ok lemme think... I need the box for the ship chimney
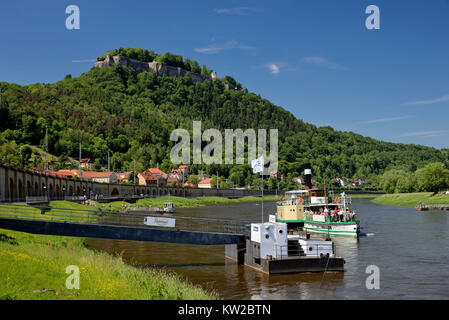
[304,164,312,190]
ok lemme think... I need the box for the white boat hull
[303,221,359,237]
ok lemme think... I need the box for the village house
[167,175,181,187]
[334,178,350,187]
[80,171,118,184]
[352,178,365,187]
[170,169,184,180]
[117,172,132,184]
[198,178,213,189]
[80,158,95,170]
[178,165,189,177]
[145,168,167,179]
[138,171,167,187]
[184,181,195,188]
[270,170,283,180]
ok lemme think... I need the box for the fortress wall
[94,55,212,84]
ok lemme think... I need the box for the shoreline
[371,192,449,207]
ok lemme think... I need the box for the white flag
[251,156,264,174]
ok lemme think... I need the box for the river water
[87,199,449,299]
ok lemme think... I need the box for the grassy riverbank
[372,192,449,207]
[346,194,382,199]
[135,195,279,209]
[0,228,215,300]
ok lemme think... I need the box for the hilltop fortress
[94,55,214,84]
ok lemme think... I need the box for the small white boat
[163,201,175,213]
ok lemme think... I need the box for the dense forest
[1,48,448,190]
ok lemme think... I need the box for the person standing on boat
[349,210,356,221]
[332,209,338,222]
[338,209,344,222]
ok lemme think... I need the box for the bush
[416,162,449,193]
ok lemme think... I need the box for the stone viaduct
[0,164,271,202]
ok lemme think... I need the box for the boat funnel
[304,164,313,190]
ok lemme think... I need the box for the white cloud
[302,56,346,70]
[214,7,262,15]
[359,115,414,124]
[195,40,256,54]
[72,59,95,63]
[401,94,449,106]
[394,130,449,138]
[268,64,280,75]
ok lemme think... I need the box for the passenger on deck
[338,209,344,222]
[349,210,356,221]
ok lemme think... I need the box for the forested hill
[0,48,448,188]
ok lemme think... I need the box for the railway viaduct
[0,163,270,202]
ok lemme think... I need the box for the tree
[380,169,416,194]
[188,174,199,186]
[229,166,245,187]
[18,145,33,168]
[210,175,217,188]
[415,162,449,193]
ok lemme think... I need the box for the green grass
[135,195,279,209]
[0,228,216,300]
[372,192,449,207]
[0,202,103,224]
[345,194,380,199]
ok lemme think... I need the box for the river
[86,199,449,299]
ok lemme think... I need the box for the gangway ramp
[0,204,249,245]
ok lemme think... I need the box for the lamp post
[62,186,66,200]
[43,185,47,200]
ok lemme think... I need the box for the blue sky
[1,0,449,148]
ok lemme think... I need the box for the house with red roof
[138,172,167,186]
[117,172,132,184]
[184,181,195,188]
[198,178,213,189]
[80,158,95,170]
[145,168,167,178]
[80,171,117,184]
[167,176,181,187]
[178,165,189,176]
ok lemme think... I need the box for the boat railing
[329,196,352,205]
[273,242,335,259]
[305,213,331,223]
[277,199,311,206]
[304,213,357,223]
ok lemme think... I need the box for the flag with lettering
[251,156,264,174]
